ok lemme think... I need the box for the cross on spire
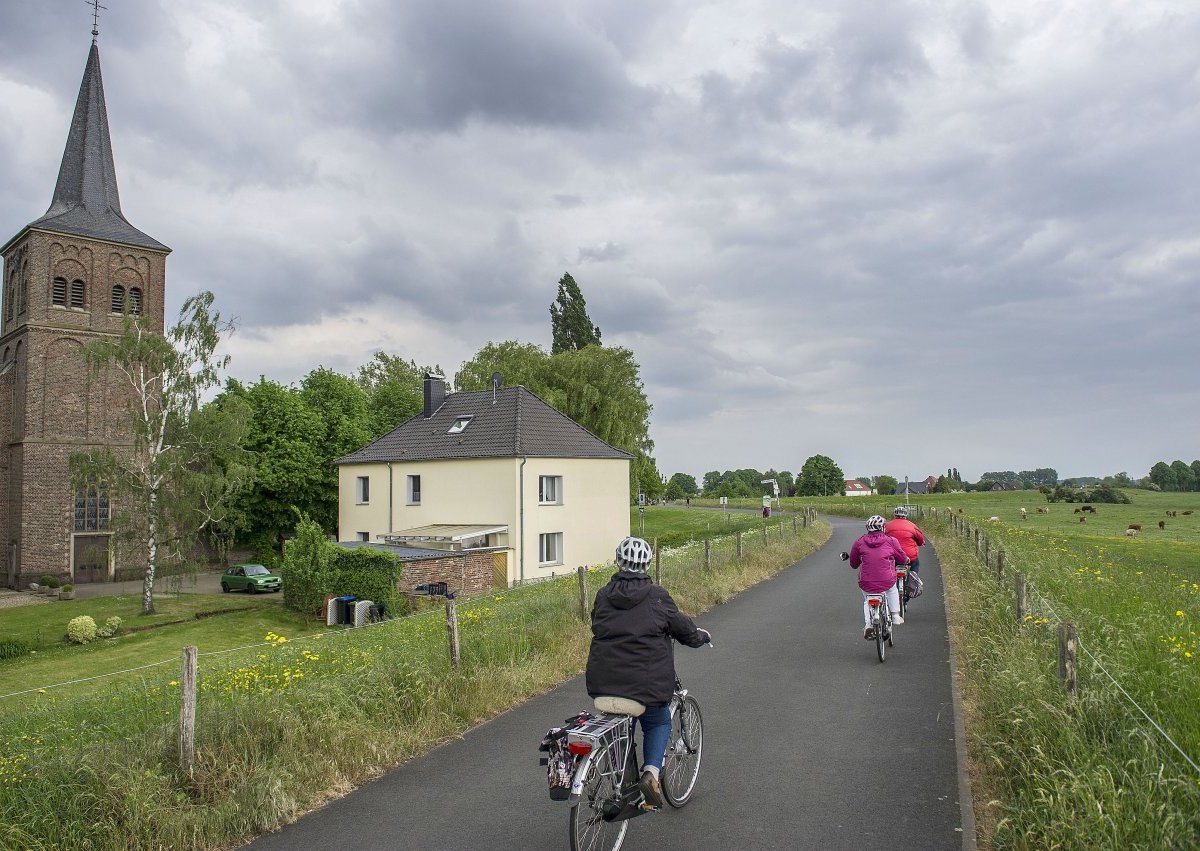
[86,0,108,44]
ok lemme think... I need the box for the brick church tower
[0,39,169,588]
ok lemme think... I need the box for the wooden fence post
[974,528,980,554]
[792,515,798,534]
[1057,622,1078,699]
[179,645,197,778]
[654,538,661,584]
[704,537,711,570]
[735,531,742,560]
[446,598,461,669]
[576,566,589,620]
[984,537,991,566]
[1015,572,1027,622]
[761,524,768,546]
[996,549,1005,583]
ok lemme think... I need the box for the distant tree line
[1146,460,1200,492]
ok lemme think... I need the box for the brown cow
[1184,511,1194,516]
[1079,516,1086,523]
[1159,520,1166,530]
[1128,524,1142,531]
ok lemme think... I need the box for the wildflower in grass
[169,680,178,687]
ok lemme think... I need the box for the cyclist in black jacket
[586,536,711,808]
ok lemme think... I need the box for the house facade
[0,41,168,588]
[337,376,631,587]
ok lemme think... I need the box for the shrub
[97,616,123,638]
[66,615,98,644]
[39,574,58,588]
[0,638,32,661]
[45,576,61,589]
[61,584,73,593]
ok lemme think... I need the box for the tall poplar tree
[549,272,602,354]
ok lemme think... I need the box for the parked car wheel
[221,582,230,593]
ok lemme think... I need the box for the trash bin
[336,595,357,624]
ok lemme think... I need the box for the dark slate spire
[27,44,168,252]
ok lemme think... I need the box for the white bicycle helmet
[615,536,653,572]
[866,515,887,532]
[894,506,908,518]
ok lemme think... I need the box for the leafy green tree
[454,341,550,395]
[299,367,375,532]
[777,471,795,497]
[1171,460,1196,493]
[549,272,602,354]
[664,480,686,501]
[1103,472,1134,488]
[856,476,874,488]
[71,292,251,615]
[668,473,699,495]
[1191,461,1200,492]
[874,475,898,496]
[223,377,326,555]
[1149,461,1177,492]
[796,455,845,497]
[357,352,441,438]
[702,471,722,495]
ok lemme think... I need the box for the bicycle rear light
[568,741,593,756]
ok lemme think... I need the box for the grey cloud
[577,242,626,263]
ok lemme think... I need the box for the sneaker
[892,614,904,625]
[639,770,664,809]
[863,626,876,640]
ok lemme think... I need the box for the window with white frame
[539,532,563,565]
[447,415,473,434]
[357,532,370,542]
[407,474,421,504]
[356,475,370,504]
[539,475,562,505]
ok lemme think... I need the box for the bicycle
[565,678,704,851]
[895,565,909,619]
[865,592,894,663]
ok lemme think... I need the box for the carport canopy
[380,524,508,546]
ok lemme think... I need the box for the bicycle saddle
[593,696,646,716]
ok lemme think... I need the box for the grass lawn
[632,504,778,548]
[0,593,311,701]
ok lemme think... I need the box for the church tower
[0,39,169,588]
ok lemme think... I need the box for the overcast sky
[2,0,1197,483]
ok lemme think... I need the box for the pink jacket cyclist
[849,524,910,593]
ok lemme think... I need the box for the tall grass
[0,520,829,851]
[820,496,1200,849]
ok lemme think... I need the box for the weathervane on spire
[86,0,108,44]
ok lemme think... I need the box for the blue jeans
[908,557,920,574]
[637,703,672,771]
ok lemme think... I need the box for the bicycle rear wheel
[662,696,703,807]
[898,577,907,618]
[569,744,629,851]
[875,612,886,663]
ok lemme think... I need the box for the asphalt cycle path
[243,515,973,851]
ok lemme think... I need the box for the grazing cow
[1125,528,1138,537]
[1074,508,1082,514]
[1159,520,1166,530]
[1167,511,1177,517]
[1184,511,1194,516]
[988,516,1000,522]
[1079,516,1086,523]
[1128,524,1142,531]
[1081,505,1096,513]
[1037,507,1047,514]
[1020,507,1028,519]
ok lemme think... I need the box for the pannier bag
[905,571,924,600]
[539,712,591,800]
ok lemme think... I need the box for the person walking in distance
[585,536,711,809]
[847,515,910,639]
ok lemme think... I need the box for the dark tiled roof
[336,385,632,464]
[24,44,168,253]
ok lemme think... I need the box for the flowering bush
[97,616,123,638]
[66,616,98,644]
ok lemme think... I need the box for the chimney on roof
[423,374,446,418]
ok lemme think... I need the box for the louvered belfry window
[52,277,68,306]
[129,287,142,316]
[111,285,125,313]
[69,279,84,309]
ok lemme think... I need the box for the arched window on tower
[52,277,68,307]
[129,287,142,316]
[17,260,27,315]
[69,279,85,309]
[111,285,125,314]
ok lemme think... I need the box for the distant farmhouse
[895,476,938,496]
[843,479,872,497]
[336,375,631,592]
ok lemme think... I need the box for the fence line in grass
[929,507,1200,784]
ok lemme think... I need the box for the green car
[221,564,282,594]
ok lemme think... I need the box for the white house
[336,376,632,586]
[844,479,872,497]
